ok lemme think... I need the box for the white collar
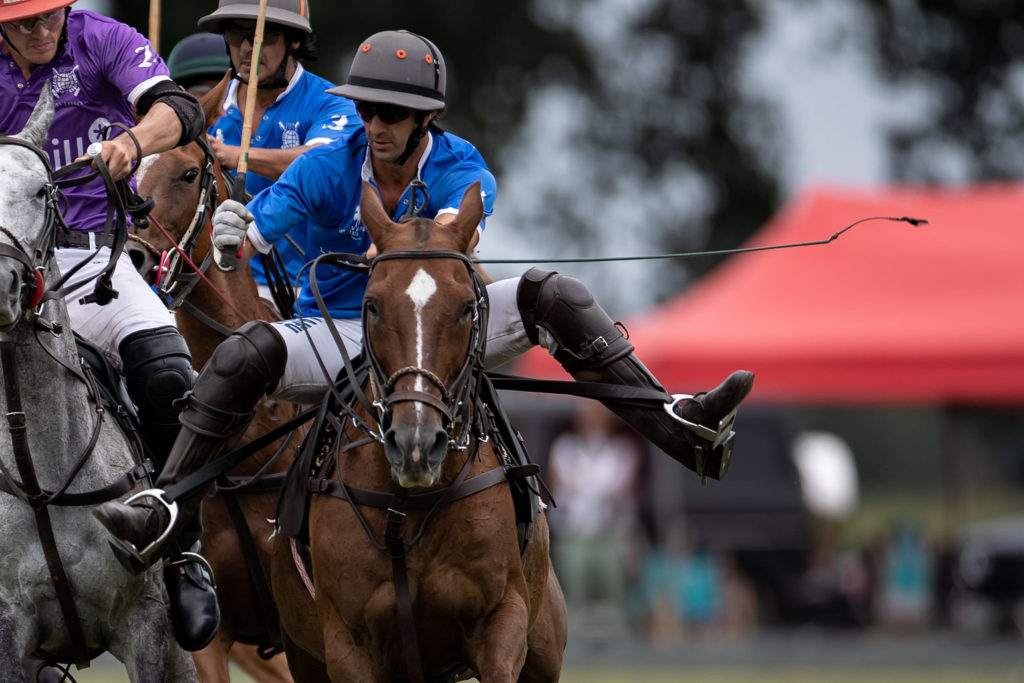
[360,130,435,185]
[222,62,305,115]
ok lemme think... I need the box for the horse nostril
[430,430,448,461]
[8,270,21,308]
[384,429,399,453]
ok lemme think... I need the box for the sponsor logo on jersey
[45,116,111,168]
[279,121,301,148]
[50,65,81,99]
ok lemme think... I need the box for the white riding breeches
[269,276,556,404]
[56,246,177,373]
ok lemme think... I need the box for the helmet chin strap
[229,47,292,90]
[395,112,429,166]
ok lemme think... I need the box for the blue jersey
[248,127,497,319]
[210,64,359,293]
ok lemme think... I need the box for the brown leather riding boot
[517,268,755,481]
[94,321,287,572]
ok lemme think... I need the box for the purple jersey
[0,10,171,232]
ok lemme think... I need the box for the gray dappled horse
[0,87,196,681]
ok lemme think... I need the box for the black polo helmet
[328,30,445,111]
[197,0,312,34]
[167,32,231,83]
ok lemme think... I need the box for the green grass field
[66,660,1024,683]
[559,669,1023,683]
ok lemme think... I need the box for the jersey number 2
[135,45,156,68]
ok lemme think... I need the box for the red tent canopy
[515,184,1024,405]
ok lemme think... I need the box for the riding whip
[215,0,270,272]
[473,215,928,265]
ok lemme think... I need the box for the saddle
[73,333,147,465]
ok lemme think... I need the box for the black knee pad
[119,326,194,425]
[182,321,288,436]
[516,267,634,371]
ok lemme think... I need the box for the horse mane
[363,181,483,255]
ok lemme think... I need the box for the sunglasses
[354,101,414,125]
[223,26,285,48]
[1,8,63,34]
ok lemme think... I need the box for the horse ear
[16,84,54,149]
[200,73,231,129]
[447,181,484,250]
[360,180,395,247]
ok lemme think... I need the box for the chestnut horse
[270,181,567,682]
[136,76,295,683]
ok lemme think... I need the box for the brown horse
[270,181,567,682]
[136,76,295,683]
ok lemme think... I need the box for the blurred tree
[114,0,782,304]
[865,0,1024,182]
[111,0,590,171]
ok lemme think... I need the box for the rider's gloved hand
[211,199,253,254]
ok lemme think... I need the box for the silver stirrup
[663,394,737,448]
[166,548,218,589]
[664,394,738,483]
[106,488,179,574]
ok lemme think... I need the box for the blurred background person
[548,400,645,642]
[166,31,230,95]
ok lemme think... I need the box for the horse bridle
[0,136,63,320]
[151,135,220,309]
[0,131,145,322]
[301,248,490,450]
[361,249,490,450]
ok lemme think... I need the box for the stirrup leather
[106,488,179,574]
[664,394,738,483]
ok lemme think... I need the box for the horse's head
[360,180,486,488]
[134,75,229,284]
[0,87,55,331]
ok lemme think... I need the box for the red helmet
[0,0,76,24]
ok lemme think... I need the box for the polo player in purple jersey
[0,0,219,652]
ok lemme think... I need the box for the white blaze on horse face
[406,268,437,373]
[405,267,437,462]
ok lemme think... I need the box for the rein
[0,133,157,670]
[151,136,220,309]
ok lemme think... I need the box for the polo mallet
[214,0,270,272]
[148,0,161,53]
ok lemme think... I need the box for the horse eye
[182,168,200,183]
[364,299,379,319]
[461,302,475,320]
